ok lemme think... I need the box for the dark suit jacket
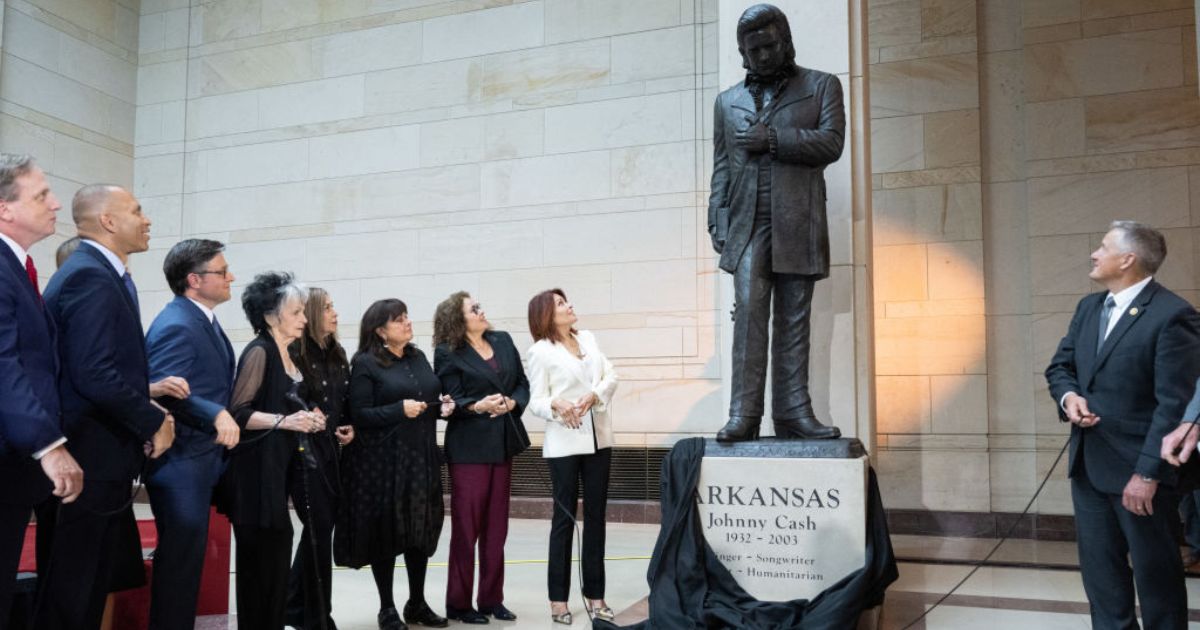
[145,295,235,488]
[708,64,845,278]
[0,246,62,506]
[434,330,531,464]
[1045,280,1200,493]
[44,243,165,482]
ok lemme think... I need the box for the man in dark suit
[1045,220,1200,629]
[144,238,240,630]
[709,4,843,442]
[0,154,83,625]
[36,183,176,629]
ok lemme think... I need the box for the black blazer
[0,246,62,506]
[434,330,531,464]
[1045,280,1200,492]
[44,243,164,482]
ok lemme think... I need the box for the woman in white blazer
[525,288,618,625]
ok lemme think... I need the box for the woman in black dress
[286,287,356,629]
[433,291,530,623]
[335,298,453,630]
[220,272,327,629]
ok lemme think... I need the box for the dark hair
[0,153,36,202]
[433,291,476,350]
[528,288,575,344]
[1110,220,1167,274]
[241,271,307,336]
[296,287,348,395]
[356,298,413,367]
[736,4,796,67]
[55,236,80,269]
[163,238,225,296]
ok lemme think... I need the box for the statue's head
[736,4,795,76]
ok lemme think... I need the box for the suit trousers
[233,524,293,630]
[146,482,216,630]
[33,480,142,630]
[286,453,338,629]
[0,503,32,626]
[446,462,513,610]
[1072,466,1186,630]
[730,208,817,421]
[546,448,611,602]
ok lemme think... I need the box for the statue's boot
[774,414,841,440]
[716,416,761,442]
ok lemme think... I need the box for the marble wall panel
[1,54,123,138]
[545,93,683,154]
[875,314,987,376]
[542,208,683,265]
[481,150,611,208]
[472,265,613,320]
[7,8,136,103]
[138,7,188,54]
[135,101,186,145]
[875,449,991,511]
[309,125,421,179]
[868,0,922,49]
[873,183,983,245]
[926,239,985,300]
[483,109,545,160]
[986,314,1035,434]
[420,117,484,167]
[874,243,929,302]
[481,39,610,101]
[25,0,118,43]
[611,25,696,84]
[53,133,133,186]
[545,0,681,44]
[922,0,976,38]
[609,379,724,434]
[137,59,187,105]
[192,0,261,45]
[609,259,699,312]
[923,109,981,168]
[0,114,56,168]
[1026,99,1086,160]
[189,40,316,98]
[189,139,309,192]
[981,181,1030,316]
[1024,28,1184,102]
[612,141,697,197]
[186,91,260,139]
[365,58,480,115]
[1027,167,1191,236]
[979,50,1024,183]
[929,374,987,433]
[1029,234,1095,296]
[305,230,421,281]
[1085,87,1200,154]
[422,2,543,63]
[876,374,932,433]
[417,219,542,274]
[1022,0,1081,28]
[1081,0,1192,20]
[318,22,423,78]
[871,114,924,173]
[355,163,481,219]
[133,153,183,198]
[257,75,365,129]
[871,53,980,118]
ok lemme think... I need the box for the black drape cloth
[604,437,897,630]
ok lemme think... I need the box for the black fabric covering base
[602,437,898,630]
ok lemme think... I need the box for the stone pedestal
[698,437,868,602]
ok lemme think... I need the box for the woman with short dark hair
[525,288,618,624]
[433,292,530,623]
[336,299,453,630]
[218,271,327,629]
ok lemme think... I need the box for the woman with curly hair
[336,299,453,630]
[432,292,531,623]
[217,271,327,629]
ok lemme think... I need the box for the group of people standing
[0,151,621,630]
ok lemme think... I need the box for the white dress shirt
[81,238,127,276]
[1060,276,1154,411]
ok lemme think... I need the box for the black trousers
[546,448,611,602]
[730,209,818,421]
[33,480,142,630]
[286,453,338,629]
[233,524,293,630]
[0,503,33,627]
[1072,467,1186,630]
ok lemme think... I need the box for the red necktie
[25,255,41,300]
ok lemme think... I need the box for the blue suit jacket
[44,243,164,482]
[145,296,235,488]
[0,247,62,505]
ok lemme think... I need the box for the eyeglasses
[469,303,484,314]
[193,268,230,279]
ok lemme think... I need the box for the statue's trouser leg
[729,218,773,420]
[770,274,816,420]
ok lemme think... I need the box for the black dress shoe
[445,606,489,624]
[480,604,517,621]
[774,415,841,439]
[404,600,449,628]
[378,606,408,630]
[716,416,761,442]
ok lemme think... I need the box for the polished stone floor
[177,508,1200,629]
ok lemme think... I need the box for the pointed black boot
[716,416,761,442]
[774,415,840,439]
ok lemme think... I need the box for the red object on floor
[16,508,231,626]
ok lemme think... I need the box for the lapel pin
[1129,307,1139,316]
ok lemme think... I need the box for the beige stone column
[714,1,875,446]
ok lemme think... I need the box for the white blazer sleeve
[525,341,557,423]
[582,330,618,410]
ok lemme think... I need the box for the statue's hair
[736,4,796,67]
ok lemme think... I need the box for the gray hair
[1109,220,1167,274]
[0,153,37,202]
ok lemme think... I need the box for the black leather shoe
[480,604,517,621]
[716,416,761,442]
[378,606,408,630]
[445,606,489,624]
[404,601,449,628]
[774,415,840,439]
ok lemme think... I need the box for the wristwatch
[1138,474,1157,483]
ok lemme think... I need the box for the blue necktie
[1097,295,1116,354]
[122,272,140,314]
[213,316,231,363]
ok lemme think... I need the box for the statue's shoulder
[794,65,838,89]
[716,82,747,102]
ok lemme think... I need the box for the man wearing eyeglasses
[143,238,241,629]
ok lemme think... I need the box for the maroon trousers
[446,462,512,610]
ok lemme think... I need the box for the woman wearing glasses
[432,292,531,623]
